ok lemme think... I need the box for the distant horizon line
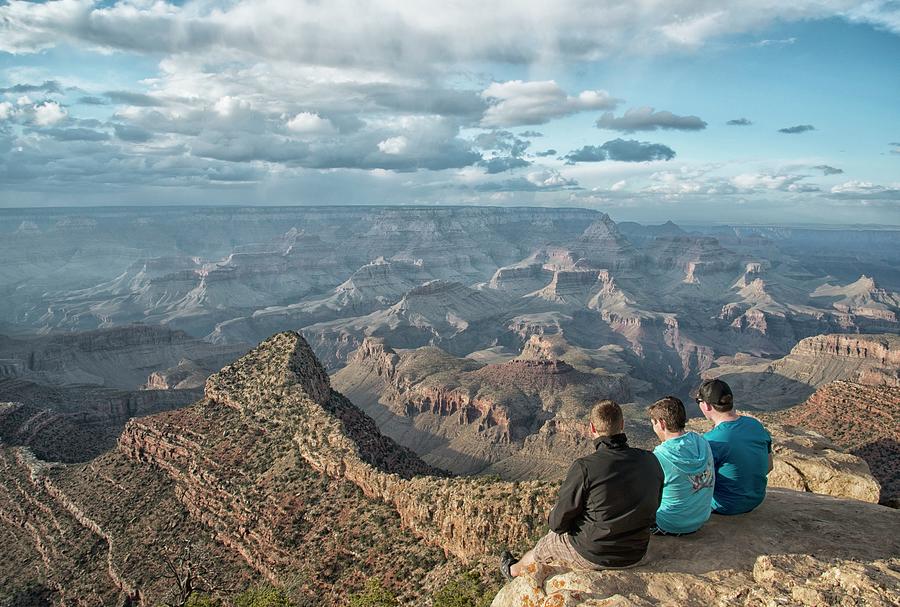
[1,203,898,230]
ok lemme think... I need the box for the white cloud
[286,112,336,135]
[213,96,251,117]
[33,101,66,125]
[481,80,619,127]
[525,168,576,188]
[610,179,627,191]
[0,102,14,120]
[377,135,408,154]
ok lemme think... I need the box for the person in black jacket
[501,400,664,579]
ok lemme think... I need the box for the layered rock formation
[705,333,900,410]
[332,337,631,478]
[0,325,247,390]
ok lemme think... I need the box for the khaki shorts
[531,531,647,572]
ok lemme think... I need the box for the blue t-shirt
[704,416,772,515]
[653,432,715,534]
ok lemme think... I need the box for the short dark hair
[648,396,686,431]
[698,379,734,412]
[590,399,624,436]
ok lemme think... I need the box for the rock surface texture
[491,489,900,607]
[775,380,900,506]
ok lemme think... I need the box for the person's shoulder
[740,415,771,435]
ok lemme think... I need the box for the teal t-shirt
[653,432,715,534]
[704,416,772,515]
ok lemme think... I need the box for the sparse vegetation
[233,585,296,607]
[432,572,496,607]
[346,579,399,607]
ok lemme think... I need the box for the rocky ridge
[1,331,894,606]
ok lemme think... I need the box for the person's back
[648,396,715,535]
[501,400,663,580]
[697,379,772,515]
[705,415,771,514]
[551,433,664,566]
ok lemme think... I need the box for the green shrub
[185,593,222,607]
[346,579,399,607]
[234,585,295,607]
[432,572,495,607]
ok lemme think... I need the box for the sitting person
[648,396,715,536]
[696,379,773,515]
[500,400,663,580]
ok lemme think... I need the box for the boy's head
[590,399,624,437]
[696,379,734,414]
[648,396,686,440]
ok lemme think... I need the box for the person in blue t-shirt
[696,379,773,515]
[648,396,715,535]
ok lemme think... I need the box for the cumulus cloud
[481,80,619,127]
[778,124,815,134]
[113,123,153,142]
[535,149,557,157]
[732,172,819,192]
[286,112,337,135]
[377,135,409,155]
[477,156,530,174]
[0,102,13,120]
[33,101,67,126]
[564,139,676,163]
[813,164,844,175]
[829,180,900,200]
[519,130,543,137]
[727,118,752,126]
[596,107,707,132]
[473,130,530,156]
[6,0,892,67]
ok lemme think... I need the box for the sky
[0,1,898,225]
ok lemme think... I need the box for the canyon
[1,331,896,605]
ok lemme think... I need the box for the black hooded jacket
[549,433,664,567]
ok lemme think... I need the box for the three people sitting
[501,379,772,579]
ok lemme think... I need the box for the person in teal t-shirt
[696,379,773,515]
[648,396,715,535]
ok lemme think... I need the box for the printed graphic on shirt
[690,467,714,492]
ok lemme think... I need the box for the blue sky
[0,1,898,225]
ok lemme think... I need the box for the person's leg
[509,547,537,577]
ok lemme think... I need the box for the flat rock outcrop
[491,489,900,607]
